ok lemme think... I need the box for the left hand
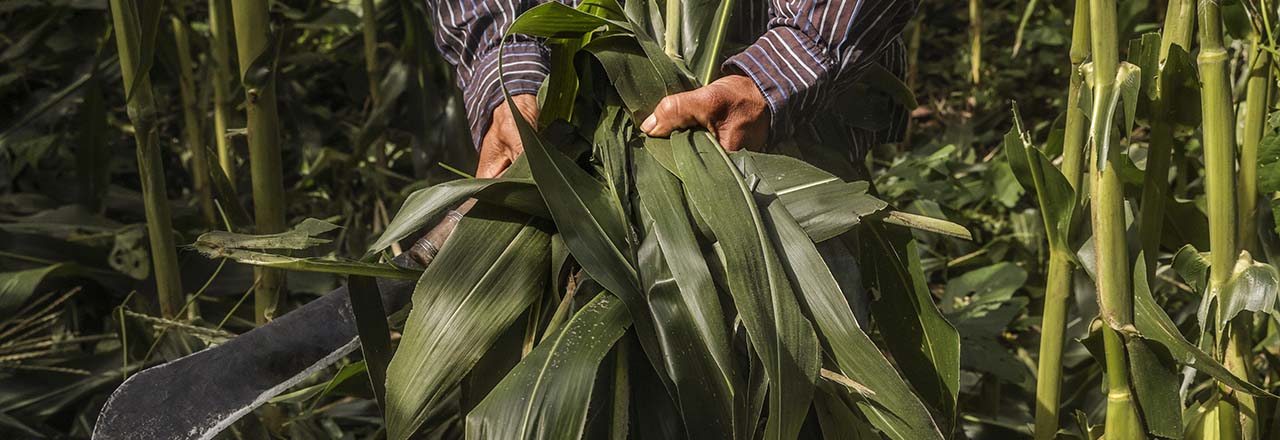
[640,75,770,152]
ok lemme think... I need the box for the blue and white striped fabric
[422,0,917,150]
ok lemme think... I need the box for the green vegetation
[7,0,1280,438]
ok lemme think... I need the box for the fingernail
[641,114,656,133]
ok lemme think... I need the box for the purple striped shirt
[422,0,917,148]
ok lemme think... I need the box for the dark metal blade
[93,202,475,440]
[92,258,415,440]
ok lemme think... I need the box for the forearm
[725,0,918,140]
[423,0,552,146]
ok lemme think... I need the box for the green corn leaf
[672,130,820,440]
[503,92,673,391]
[688,0,733,84]
[859,63,919,111]
[812,382,881,439]
[1125,338,1183,439]
[384,205,551,439]
[466,292,631,439]
[367,173,544,256]
[753,167,943,440]
[584,35,680,117]
[634,149,735,439]
[509,1,631,38]
[734,151,888,242]
[1172,245,1211,295]
[1005,104,1077,251]
[347,275,391,412]
[1162,45,1201,128]
[858,226,961,431]
[1132,257,1274,397]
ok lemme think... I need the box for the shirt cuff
[724,26,834,142]
[461,40,549,149]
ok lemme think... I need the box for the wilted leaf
[109,225,149,280]
[197,218,339,251]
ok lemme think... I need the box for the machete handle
[405,198,476,267]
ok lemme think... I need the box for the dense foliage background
[3,0,1276,438]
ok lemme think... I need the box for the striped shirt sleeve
[725,0,918,142]
[424,0,552,149]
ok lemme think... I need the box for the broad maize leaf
[635,149,734,439]
[383,205,551,439]
[672,130,820,440]
[734,151,887,243]
[508,1,631,39]
[504,91,673,392]
[1126,337,1182,439]
[858,226,960,432]
[1132,258,1274,397]
[466,292,630,439]
[754,168,943,440]
[368,173,543,256]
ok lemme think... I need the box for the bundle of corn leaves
[355,1,967,439]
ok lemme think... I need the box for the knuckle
[657,97,680,116]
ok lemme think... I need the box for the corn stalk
[1199,1,1257,437]
[209,0,237,182]
[1138,0,1195,277]
[1240,36,1272,255]
[171,14,216,226]
[1087,0,1142,437]
[230,0,287,323]
[362,0,388,207]
[107,0,186,317]
[1032,2,1089,438]
[969,0,982,85]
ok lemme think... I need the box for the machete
[92,208,467,440]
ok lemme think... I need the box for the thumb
[641,91,713,137]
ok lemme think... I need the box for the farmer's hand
[640,75,769,152]
[477,94,540,178]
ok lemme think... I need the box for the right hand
[476,94,540,178]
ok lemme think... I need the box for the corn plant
[341,1,975,438]
[170,12,216,227]
[230,0,288,323]
[207,0,238,182]
[106,0,185,317]
[1008,0,1280,438]
[1022,2,1089,438]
